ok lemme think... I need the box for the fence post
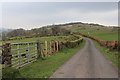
[54,41,56,53]
[45,41,48,56]
[58,41,60,51]
[51,41,54,55]
[49,41,52,55]
[17,44,21,68]
[36,40,41,58]
[2,43,12,67]
[27,43,30,63]
[56,41,58,52]
[59,41,62,50]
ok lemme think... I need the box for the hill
[3,22,119,41]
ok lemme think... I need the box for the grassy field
[6,40,85,78]
[68,26,118,41]
[94,41,119,70]
[2,35,78,44]
[1,25,119,78]
[1,35,80,53]
[2,35,79,55]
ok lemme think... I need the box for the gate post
[45,41,48,56]
[36,40,41,58]
[2,43,12,67]
[56,41,58,52]
[49,41,52,55]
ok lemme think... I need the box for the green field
[1,24,119,78]
[2,35,78,44]
[2,35,80,55]
[68,26,118,41]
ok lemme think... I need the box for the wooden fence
[1,36,83,69]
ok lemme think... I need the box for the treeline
[4,26,70,40]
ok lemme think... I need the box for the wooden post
[27,43,30,63]
[17,44,21,68]
[58,41,61,51]
[59,41,62,50]
[45,41,48,56]
[51,41,54,55]
[49,41,52,55]
[56,41,58,52]
[36,40,41,58]
[35,43,38,59]
[2,43,12,67]
[54,41,56,53]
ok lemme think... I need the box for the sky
[0,0,119,2]
[1,1,118,30]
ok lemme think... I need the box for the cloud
[0,3,2,28]
[54,8,118,25]
[2,2,118,29]
[0,0,119,2]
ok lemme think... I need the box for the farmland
[64,24,118,41]
[2,35,80,57]
[2,35,78,44]
[2,34,84,78]
[1,22,119,78]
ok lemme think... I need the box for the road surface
[50,38,118,78]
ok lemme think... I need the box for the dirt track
[50,38,118,78]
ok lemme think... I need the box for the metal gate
[11,41,38,68]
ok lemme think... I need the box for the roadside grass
[14,40,85,78]
[94,41,119,70]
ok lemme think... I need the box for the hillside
[62,22,118,41]
[4,22,119,41]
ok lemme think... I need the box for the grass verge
[94,41,119,70]
[16,40,85,78]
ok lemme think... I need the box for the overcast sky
[1,2,118,30]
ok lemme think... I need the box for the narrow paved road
[50,38,118,78]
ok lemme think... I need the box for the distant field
[1,35,79,56]
[67,26,118,41]
[3,35,78,45]
[2,35,78,44]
